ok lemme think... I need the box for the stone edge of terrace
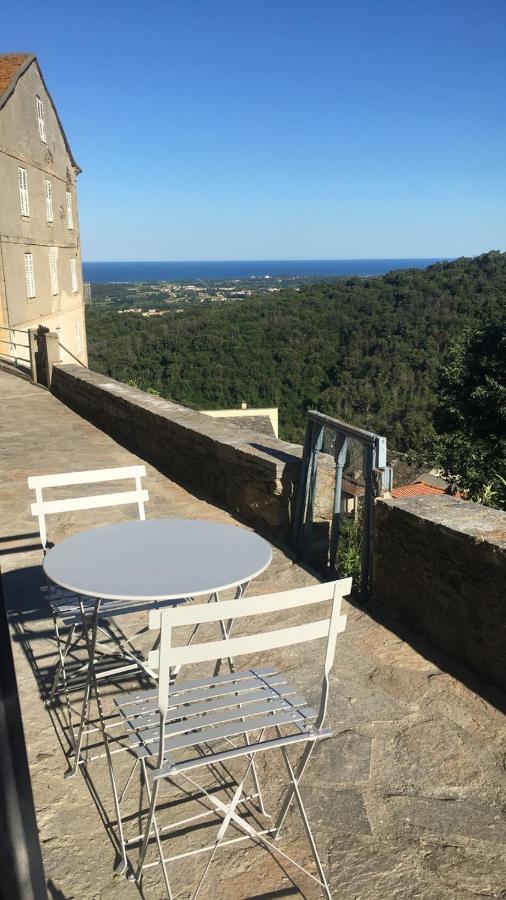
[51,364,303,535]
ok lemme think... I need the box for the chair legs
[130,740,332,899]
[277,743,332,900]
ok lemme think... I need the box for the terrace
[1,363,505,899]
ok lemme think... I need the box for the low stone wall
[51,365,303,537]
[372,495,506,691]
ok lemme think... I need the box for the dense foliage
[86,251,506,451]
[431,322,506,508]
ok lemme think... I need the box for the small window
[45,179,53,222]
[70,257,79,293]
[18,167,30,216]
[49,251,58,295]
[24,252,36,299]
[75,318,82,354]
[66,191,74,230]
[36,96,46,142]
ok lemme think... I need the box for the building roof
[0,53,32,99]
[206,414,276,437]
[392,482,448,498]
[392,477,460,499]
[0,52,80,172]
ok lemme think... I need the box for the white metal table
[43,517,272,603]
[43,518,272,778]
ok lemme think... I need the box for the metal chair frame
[28,466,151,750]
[111,578,350,898]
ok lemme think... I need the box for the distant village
[87,276,307,315]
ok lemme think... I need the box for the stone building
[0,53,87,364]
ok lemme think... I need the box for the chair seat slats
[136,705,317,759]
[118,667,318,770]
[114,666,278,709]
[117,671,289,721]
[154,727,332,779]
[48,591,188,624]
[136,694,311,747]
[127,682,306,736]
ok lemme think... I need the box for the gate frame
[293,410,392,601]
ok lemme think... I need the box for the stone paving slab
[1,371,505,900]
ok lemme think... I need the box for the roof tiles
[392,479,461,499]
[0,53,31,98]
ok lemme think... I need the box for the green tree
[433,322,506,508]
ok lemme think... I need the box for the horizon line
[83,255,453,264]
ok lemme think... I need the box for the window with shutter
[24,253,36,299]
[45,180,53,222]
[18,168,30,216]
[50,252,58,295]
[36,96,46,142]
[66,191,74,230]
[70,257,78,293]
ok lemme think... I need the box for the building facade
[0,53,87,364]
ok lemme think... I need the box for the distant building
[391,473,461,499]
[0,53,87,364]
[200,404,279,438]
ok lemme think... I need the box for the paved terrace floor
[1,369,505,900]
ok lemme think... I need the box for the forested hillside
[86,252,506,451]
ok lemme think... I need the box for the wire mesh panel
[293,411,392,600]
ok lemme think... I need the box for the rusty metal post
[28,328,38,383]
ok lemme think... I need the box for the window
[49,251,58,295]
[24,252,36,299]
[45,179,53,222]
[18,167,30,216]
[66,190,73,229]
[70,257,79,293]
[75,318,82,354]
[36,96,46,142]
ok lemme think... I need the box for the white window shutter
[18,168,30,216]
[70,257,78,293]
[45,180,53,222]
[24,253,36,299]
[36,96,46,142]
[50,251,58,295]
[66,191,74,229]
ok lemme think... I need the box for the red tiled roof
[392,482,447,498]
[392,479,461,499]
[0,53,32,98]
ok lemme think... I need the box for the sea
[82,258,446,284]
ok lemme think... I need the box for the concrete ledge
[372,495,506,690]
[51,364,302,537]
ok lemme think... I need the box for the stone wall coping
[53,364,303,472]
[377,494,506,551]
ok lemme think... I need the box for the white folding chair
[112,577,350,897]
[28,466,149,710]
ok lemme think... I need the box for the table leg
[65,597,100,777]
[213,580,250,677]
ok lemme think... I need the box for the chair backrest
[148,577,351,730]
[28,465,148,551]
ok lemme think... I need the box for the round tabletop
[42,518,272,602]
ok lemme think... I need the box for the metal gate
[293,411,392,600]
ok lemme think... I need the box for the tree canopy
[86,251,506,458]
[432,321,506,507]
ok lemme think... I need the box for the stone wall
[51,364,303,537]
[372,495,506,691]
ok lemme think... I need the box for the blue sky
[4,0,506,260]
